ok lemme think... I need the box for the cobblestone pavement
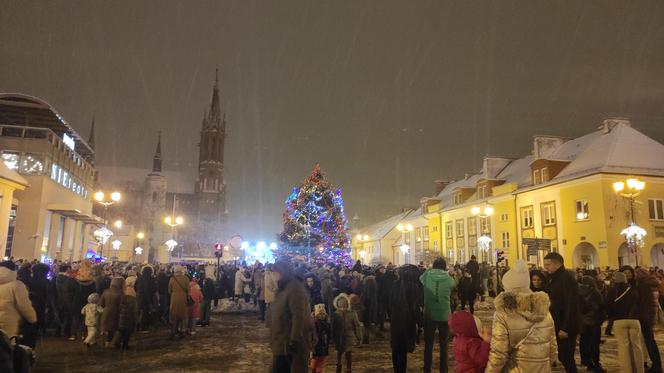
[35,303,664,373]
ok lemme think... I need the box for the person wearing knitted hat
[268,258,312,373]
[485,260,558,373]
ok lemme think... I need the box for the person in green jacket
[420,257,455,373]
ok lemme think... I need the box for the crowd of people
[0,252,663,373]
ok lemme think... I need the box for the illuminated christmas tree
[278,164,351,264]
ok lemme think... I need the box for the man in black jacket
[544,252,580,373]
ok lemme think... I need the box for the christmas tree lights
[278,164,351,264]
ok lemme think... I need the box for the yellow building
[422,118,664,269]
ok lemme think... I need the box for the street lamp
[471,205,494,263]
[355,234,370,262]
[135,231,145,261]
[92,190,122,260]
[613,177,646,265]
[397,223,414,264]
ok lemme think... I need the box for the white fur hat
[333,293,350,310]
[501,260,531,292]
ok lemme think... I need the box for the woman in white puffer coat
[485,261,558,373]
[0,262,37,338]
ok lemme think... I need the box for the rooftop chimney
[434,180,451,195]
[599,117,631,134]
[533,135,569,160]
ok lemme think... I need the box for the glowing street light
[113,220,123,229]
[165,239,178,252]
[164,216,184,227]
[400,244,410,254]
[93,226,113,245]
[137,231,145,240]
[613,177,647,266]
[111,239,122,251]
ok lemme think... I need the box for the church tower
[143,133,167,260]
[195,69,227,222]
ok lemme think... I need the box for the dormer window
[533,170,541,185]
[454,192,463,205]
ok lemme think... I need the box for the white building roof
[552,123,664,179]
[360,209,413,241]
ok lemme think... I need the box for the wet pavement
[34,303,664,373]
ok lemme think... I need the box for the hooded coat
[448,311,490,373]
[331,293,361,353]
[485,290,558,373]
[0,267,37,337]
[168,273,190,322]
[99,277,125,333]
[389,265,422,352]
[362,275,379,325]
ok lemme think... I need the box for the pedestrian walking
[605,272,644,373]
[310,303,330,373]
[81,293,103,347]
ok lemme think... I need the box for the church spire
[152,131,162,173]
[208,68,222,124]
[88,117,96,166]
[88,117,96,150]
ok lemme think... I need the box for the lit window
[455,220,464,237]
[433,240,439,252]
[501,232,510,248]
[467,217,477,236]
[649,199,664,220]
[541,202,556,226]
[415,227,422,242]
[480,216,491,233]
[423,226,429,241]
[575,200,589,220]
[51,164,59,180]
[541,168,549,182]
[521,206,534,228]
[445,221,453,239]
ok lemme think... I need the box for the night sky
[1,1,663,241]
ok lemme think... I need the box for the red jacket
[448,311,490,373]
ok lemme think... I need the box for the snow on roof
[0,161,27,187]
[360,209,414,241]
[96,166,195,194]
[553,123,664,179]
[494,155,534,187]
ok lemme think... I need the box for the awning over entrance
[47,204,103,225]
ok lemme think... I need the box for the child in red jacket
[448,310,491,373]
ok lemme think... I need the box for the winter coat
[168,274,190,322]
[448,311,489,373]
[420,268,455,322]
[388,268,422,352]
[268,277,312,357]
[81,303,103,327]
[0,267,37,337]
[348,293,363,322]
[201,279,215,301]
[264,270,277,304]
[362,275,379,325]
[118,294,138,331]
[635,274,660,327]
[485,290,558,373]
[305,274,323,310]
[578,284,605,327]
[156,272,170,306]
[331,294,361,353]
[604,283,637,321]
[312,318,331,357]
[254,270,265,301]
[234,270,251,296]
[136,267,156,311]
[546,266,580,336]
[55,273,76,310]
[99,277,124,333]
[188,283,203,319]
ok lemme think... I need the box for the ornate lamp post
[613,178,646,266]
[397,223,414,264]
[471,205,494,263]
[93,191,121,260]
[355,234,370,263]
